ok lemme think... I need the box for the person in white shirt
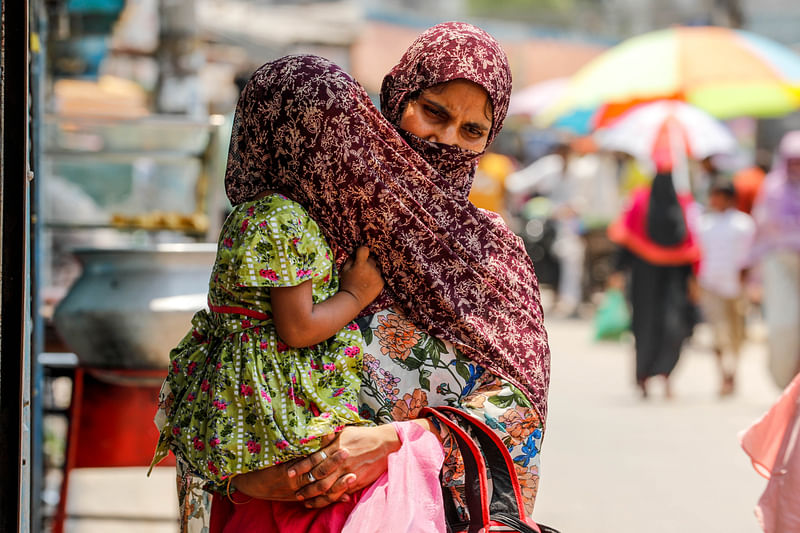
[506,144,583,316]
[505,143,571,215]
[505,143,620,317]
[697,181,755,396]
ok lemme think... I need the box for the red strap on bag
[420,407,560,533]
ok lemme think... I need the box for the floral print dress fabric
[151,194,369,491]
[358,308,543,519]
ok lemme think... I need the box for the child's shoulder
[237,193,311,223]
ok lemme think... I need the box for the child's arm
[271,246,384,348]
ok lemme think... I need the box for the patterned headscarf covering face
[380,22,513,201]
[224,54,550,423]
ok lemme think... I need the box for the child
[150,190,384,491]
[697,181,755,396]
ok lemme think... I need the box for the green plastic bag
[593,289,631,341]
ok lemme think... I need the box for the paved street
[533,314,780,533]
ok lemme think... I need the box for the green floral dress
[151,193,370,491]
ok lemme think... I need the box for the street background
[16,1,800,531]
[536,304,778,532]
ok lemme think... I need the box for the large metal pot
[53,243,216,369]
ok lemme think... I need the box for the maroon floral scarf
[224,53,550,422]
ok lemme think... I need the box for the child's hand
[339,246,384,308]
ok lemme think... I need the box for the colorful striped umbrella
[539,26,800,134]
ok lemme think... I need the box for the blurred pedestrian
[608,171,701,398]
[468,151,516,221]
[733,149,770,214]
[697,181,755,396]
[751,131,800,389]
[505,142,570,215]
[617,152,652,195]
[505,142,587,316]
[693,155,722,204]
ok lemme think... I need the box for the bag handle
[420,407,491,533]
[437,406,529,523]
[420,407,544,533]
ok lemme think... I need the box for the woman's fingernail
[340,495,350,502]
[296,494,304,501]
[287,469,296,478]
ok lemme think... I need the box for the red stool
[52,367,174,533]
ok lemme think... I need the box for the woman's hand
[339,246,384,307]
[233,420,435,508]
[290,424,401,508]
[232,434,351,500]
[292,419,436,508]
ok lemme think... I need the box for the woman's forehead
[421,79,492,122]
[425,78,488,96]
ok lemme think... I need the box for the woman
[751,131,800,389]
[608,171,700,398]
[172,23,549,531]
[354,21,545,518]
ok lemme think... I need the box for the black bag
[420,406,560,533]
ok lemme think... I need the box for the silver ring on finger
[318,451,327,461]
[307,472,316,483]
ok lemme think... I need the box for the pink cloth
[212,494,359,533]
[342,422,446,532]
[740,372,800,532]
[212,421,446,533]
[608,181,700,267]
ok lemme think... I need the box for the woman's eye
[424,105,446,119]
[464,126,484,138]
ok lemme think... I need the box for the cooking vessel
[53,243,216,369]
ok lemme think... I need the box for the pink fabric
[212,421,445,533]
[212,493,360,533]
[342,422,446,532]
[740,372,800,532]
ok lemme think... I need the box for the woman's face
[399,79,492,152]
